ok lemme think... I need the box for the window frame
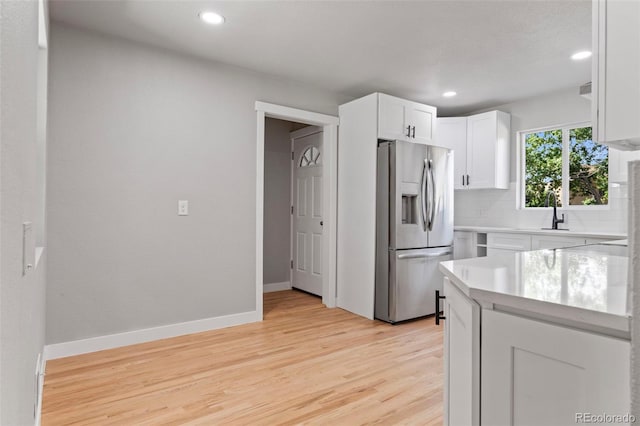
[517,121,609,210]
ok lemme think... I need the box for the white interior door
[292,130,323,296]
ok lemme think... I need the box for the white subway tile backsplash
[454,183,628,234]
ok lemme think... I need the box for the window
[299,146,320,167]
[521,124,608,208]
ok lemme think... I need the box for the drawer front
[531,235,586,250]
[486,247,518,256]
[487,233,531,251]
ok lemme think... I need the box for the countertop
[454,225,626,240]
[439,243,630,336]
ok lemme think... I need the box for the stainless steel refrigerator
[375,140,454,323]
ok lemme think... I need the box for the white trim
[255,101,339,312]
[264,281,292,293]
[34,354,45,426]
[43,310,260,360]
[256,110,265,319]
[38,0,48,49]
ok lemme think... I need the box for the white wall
[263,118,294,285]
[0,0,48,424]
[454,88,628,234]
[46,24,349,344]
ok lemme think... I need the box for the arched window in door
[299,146,321,167]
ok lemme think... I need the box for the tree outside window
[523,125,608,208]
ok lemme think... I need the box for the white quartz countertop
[454,225,626,240]
[439,244,630,335]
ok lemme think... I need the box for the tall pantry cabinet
[336,93,437,319]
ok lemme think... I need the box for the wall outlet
[178,200,189,216]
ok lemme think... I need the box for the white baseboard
[264,281,292,293]
[43,310,261,360]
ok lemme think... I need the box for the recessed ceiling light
[443,91,457,98]
[571,51,592,60]
[199,11,225,25]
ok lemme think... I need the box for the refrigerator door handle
[397,249,452,259]
[428,159,436,231]
[420,159,428,232]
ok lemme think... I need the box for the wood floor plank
[42,290,443,425]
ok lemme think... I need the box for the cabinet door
[407,102,436,145]
[443,278,480,426]
[466,111,510,189]
[437,117,468,189]
[466,112,497,189]
[530,235,586,250]
[593,0,640,145]
[482,310,630,426]
[486,247,518,256]
[378,94,411,142]
[453,231,475,260]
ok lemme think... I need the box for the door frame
[290,125,324,295]
[255,101,339,318]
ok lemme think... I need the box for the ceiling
[49,0,592,115]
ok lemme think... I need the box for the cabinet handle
[406,125,411,137]
[435,290,446,325]
[466,174,470,186]
[462,175,465,186]
[412,126,416,138]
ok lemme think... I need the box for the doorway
[255,102,338,319]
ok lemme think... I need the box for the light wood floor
[42,290,443,425]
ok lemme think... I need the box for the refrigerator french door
[375,140,454,323]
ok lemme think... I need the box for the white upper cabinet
[438,117,468,189]
[437,111,510,190]
[378,93,436,144]
[592,0,640,150]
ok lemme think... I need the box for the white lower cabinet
[443,278,480,426]
[453,231,476,260]
[482,310,630,426]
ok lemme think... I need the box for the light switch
[178,200,189,216]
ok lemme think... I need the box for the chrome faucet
[545,191,565,230]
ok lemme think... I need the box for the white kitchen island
[438,242,631,426]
